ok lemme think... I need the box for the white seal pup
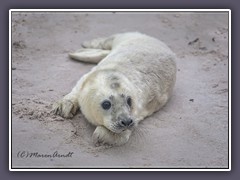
[53,32,176,146]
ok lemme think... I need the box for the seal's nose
[120,118,133,127]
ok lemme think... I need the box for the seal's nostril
[128,119,133,125]
[120,120,126,126]
[120,119,133,127]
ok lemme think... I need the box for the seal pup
[53,32,176,146]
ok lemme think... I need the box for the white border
[9,9,231,172]
[228,9,232,172]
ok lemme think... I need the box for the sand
[11,12,229,169]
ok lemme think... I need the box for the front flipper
[92,126,132,146]
[52,98,79,118]
[69,49,110,64]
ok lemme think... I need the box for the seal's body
[53,32,176,146]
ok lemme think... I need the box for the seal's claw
[92,126,106,146]
[52,99,78,118]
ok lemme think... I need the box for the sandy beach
[11,11,229,169]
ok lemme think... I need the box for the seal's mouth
[107,121,135,134]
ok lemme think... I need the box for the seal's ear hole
[101,100,111,110]
[127,97,132,107]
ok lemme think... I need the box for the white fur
[53,32,177,146]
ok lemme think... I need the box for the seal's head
[79,71,136,133]
[100,93,134,133]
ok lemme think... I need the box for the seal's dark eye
[127,97,132,107]
[101,100,111,110]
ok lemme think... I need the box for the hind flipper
[82,35,115,50]
[69,34,117,63]
[69,49,111,64]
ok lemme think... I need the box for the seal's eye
[127,97,132,107]
[101,100,111,110]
